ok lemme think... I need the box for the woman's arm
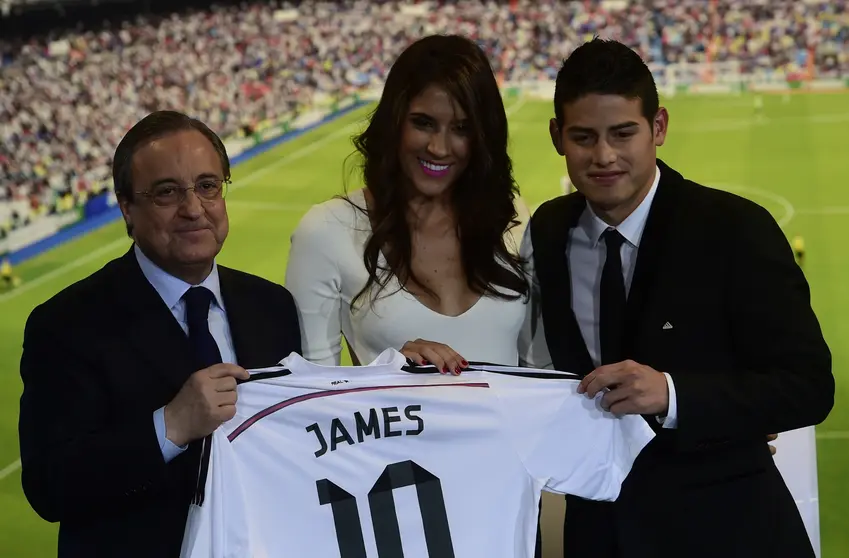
[285,204,345,366]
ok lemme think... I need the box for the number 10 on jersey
[316,460,456,557]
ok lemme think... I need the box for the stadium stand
[1,0,847,240]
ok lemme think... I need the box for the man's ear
[118,196,134,236]
[653,107,669,147]
[549,118,564,156]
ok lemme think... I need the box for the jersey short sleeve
[493,375,655,501]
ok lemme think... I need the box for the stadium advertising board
[1,210,81,254]
[223,137,256,160]
[82,190,118,220]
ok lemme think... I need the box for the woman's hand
[400,339,467,375]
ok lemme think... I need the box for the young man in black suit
[519,39,833,558]
[18,111,302,557]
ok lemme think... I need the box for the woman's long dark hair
[345,34,529,309]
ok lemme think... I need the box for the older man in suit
[520,39,833,558]
[18,110,301,557]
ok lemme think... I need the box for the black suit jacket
[528,160,833,558]
[18,247,301,558]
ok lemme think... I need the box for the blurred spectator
[1,0,847,236]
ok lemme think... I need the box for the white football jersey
[180,349,655,558]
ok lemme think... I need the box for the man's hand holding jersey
[578,360,669,416]
[164,364,249,447]
[579,359,780,454]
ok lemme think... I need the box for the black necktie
[600,229,627,365]
[183,286,223,369]
[183,286,222,506]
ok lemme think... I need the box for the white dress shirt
[284,189,528,367]
[134,244,237,462]
[519,166,678,428]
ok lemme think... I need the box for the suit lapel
[561,196,595,373]
[218,267,273,369]
[535,194,594,374]
[112,252,277,390]
[624,160,679,344]
[111,248,196,392]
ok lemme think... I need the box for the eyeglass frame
[134,177,231,207]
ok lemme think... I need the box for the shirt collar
[134,243,224,312]
[582,165,661,248]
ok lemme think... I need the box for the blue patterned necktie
[183,286,223,369]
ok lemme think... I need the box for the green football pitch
[0,93,847,556]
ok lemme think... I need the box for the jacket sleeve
[17,303,187,523]
[284,203,346,366]
[671,201,834,448]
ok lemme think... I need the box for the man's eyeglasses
[136,178,230,207]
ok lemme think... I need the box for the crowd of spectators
[1,0,847,240]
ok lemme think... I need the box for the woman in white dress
[284,34,531,373]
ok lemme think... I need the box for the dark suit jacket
[528,159,833,558]
[18,246,301,558]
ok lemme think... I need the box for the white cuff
[153,406,188,463]
[656,372,678,429]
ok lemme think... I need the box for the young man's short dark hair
[553,38,659,125]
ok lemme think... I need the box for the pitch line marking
[707,183,796,228]
[796,206,849,215]
[0,459,21,480]
[815,431,849,440]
